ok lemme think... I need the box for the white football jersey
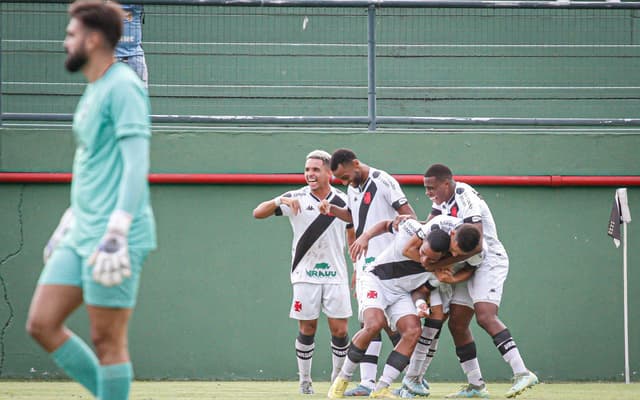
[348,168,409,267]
[430,181,506,257]
[277,186,350,285]
[367,219,435,293]
[417,214,484,268]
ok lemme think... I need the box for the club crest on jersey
[367,290,378,299]
[364,192,372,205]
[294,300,303,312]
[456,187,465,195]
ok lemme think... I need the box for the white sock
[295,334,314,383]
[331,336,349,382]
[461,359,484,386]
[359,339,381,388]
[376,351,410,390]
[420,336,440,376]
[493,329,528,375]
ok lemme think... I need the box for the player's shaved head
[424,164,453,182]
[330,148,357,172]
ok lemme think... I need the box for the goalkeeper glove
[89,210,132,287]
[43,208,74,264]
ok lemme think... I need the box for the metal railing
[3,0,640,130]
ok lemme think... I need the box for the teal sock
[99,362,133,400]
[51,334,99,396]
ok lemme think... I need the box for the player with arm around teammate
[319,148,417,397]
[423,164,538,398]
[26,2,156,399]
[327,217,453,399]
[401,219,483,397]
[253,150,354,395]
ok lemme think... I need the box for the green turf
[0,381,638,399]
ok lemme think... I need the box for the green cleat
[328,376,350,399]
[445,383,489,398]
[505,371,538,398]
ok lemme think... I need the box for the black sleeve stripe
[274,207,283,216]
[430,208,442,216]
[463,216,481,223]
[346,223,354,229]
[391,198,408,210]
[387,221,394,233]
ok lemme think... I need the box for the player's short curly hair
[68,0,124,50]
[426,228,451,254]
[455,223,481,253]
[424,164,453,181]
[330,148,357,172]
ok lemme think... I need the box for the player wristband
[415,299,427,309]
[273,197,282,207]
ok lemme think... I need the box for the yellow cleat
[328,376,350,399]
[369,386,399,399]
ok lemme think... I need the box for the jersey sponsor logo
[367,290,378,299]
[294,300,303,312]
[306,262,337,278]
[306,205,314,211]
[306,269,337,278]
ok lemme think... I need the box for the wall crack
[0,185,25,377]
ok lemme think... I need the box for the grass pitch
[1,380,638,399]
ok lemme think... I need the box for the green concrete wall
[3,4,640,118]
[2,0,640,383]
[1,127,639,381]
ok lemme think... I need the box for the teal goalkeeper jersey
[66,62,156,256]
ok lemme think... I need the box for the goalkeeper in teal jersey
[26,2,156,399]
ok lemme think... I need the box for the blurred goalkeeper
[26,1,156,399]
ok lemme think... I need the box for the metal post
[367,4,376,131]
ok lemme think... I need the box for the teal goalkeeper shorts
[38,245,149,308]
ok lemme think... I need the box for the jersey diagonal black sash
[355,181,378,238]
[372,260,425,280]
[291,194,347,273]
